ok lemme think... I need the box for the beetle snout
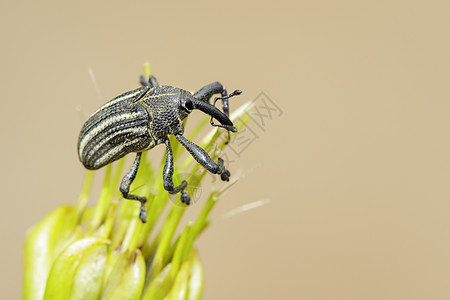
[191,99,237,131]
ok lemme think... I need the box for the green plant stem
[149,204,186,281]
[88,164,113,232]
[76,170,94,219]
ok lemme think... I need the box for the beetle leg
[134,74,161,103]
[139,75,159,88]
[175,134,230,181]
[120,152,147,223]
[133,75,159,104]
[148,75,159,88]
[163,138,190,204]
[139,75,148,87]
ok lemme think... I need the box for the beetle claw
[181,190,191,205]
[220,170,231,181]
[139,204,147,223]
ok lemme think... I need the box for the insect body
[78,75,241,222]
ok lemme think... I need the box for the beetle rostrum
[78,75,241,223]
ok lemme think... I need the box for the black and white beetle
[78,74,241,223]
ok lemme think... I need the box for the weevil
[78,74,241,223]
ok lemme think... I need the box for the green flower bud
[101,250,145,300]
[43,237,108,300]
[24,206,78,300]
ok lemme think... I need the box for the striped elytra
[78,88,153,170]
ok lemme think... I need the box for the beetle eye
[185,99,194,111]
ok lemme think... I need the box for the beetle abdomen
[78,89,153,170]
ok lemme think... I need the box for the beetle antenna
[212,89,242,108]
[210,89,242,131]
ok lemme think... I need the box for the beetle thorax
[140,86,186,140]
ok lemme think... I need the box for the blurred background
[2,0,450,299]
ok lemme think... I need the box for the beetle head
[177,89,237,132]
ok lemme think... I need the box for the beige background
[2,0,450,299]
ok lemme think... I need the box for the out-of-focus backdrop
[2,1,450,299]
